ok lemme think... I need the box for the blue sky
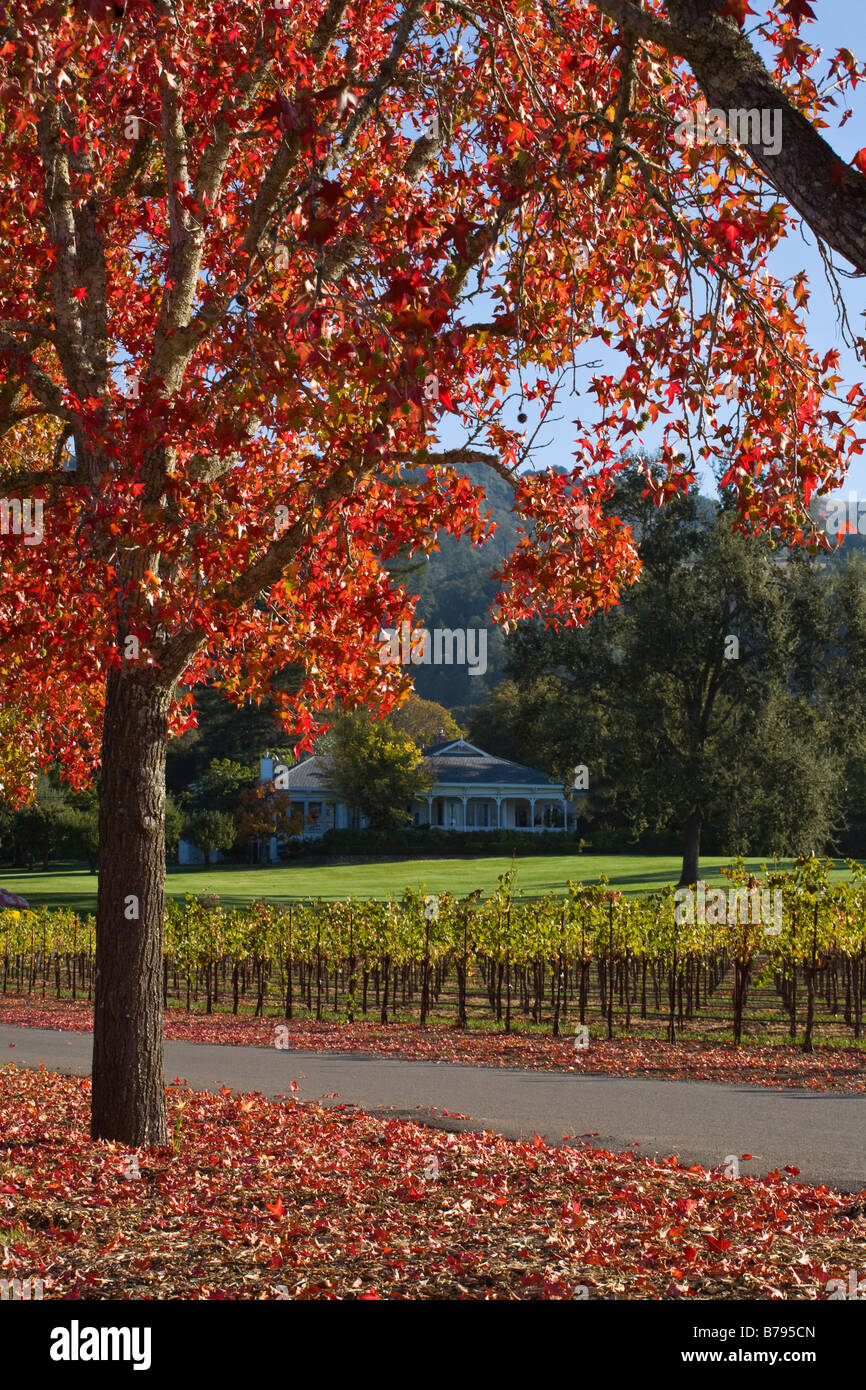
[445,2,866,509]
[763,1,866,504]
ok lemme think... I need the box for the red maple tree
[0,0,862,1144]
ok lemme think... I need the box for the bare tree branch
[587,0,866,275]
[36,102,91,395]
[601,34,636,202]
[417,447,518,486]
[310,0,352,68]
[0,332,77,422]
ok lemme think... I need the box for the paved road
[2,1024,864,1192]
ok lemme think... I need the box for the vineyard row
[2,860,865,1049]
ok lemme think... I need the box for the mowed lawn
[0,854,857,912]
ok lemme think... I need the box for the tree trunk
[802,966,816,1053]
[91,668,170,1146]
[678,805,702,887]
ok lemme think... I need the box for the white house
[249,737,575,861]
[178,737,580,865]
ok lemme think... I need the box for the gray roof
[271,744,562,795]
[422,752,560,788]
[271,757,333,793]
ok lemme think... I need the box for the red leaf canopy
[0,0,857,800]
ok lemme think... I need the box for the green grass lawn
[0,853,857,912]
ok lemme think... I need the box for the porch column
[496,794,502,829]
[426,793,434,828]
[529,795,536,830]
[561,795,569,832]
[461,793,468,830]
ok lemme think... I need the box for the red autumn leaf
[705,1233,733,1252]
[0,0,858,1156]
[782,0,817,25]
[719,0,756,22]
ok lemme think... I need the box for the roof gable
[423,737,491,758]
[263,742,561,793]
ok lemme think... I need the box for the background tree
[185,759,258,817]
[4,803,61,870]
[815,553,866,856]
[165,671,303,795]
[57,800,100,873]
[497,470,840,881]
[318,711,435,829]
[388,693,462,748]
[183,809,236,867]
[0,1,857,1147]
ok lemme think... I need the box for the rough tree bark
[91,667,172,1146]
[678,805,702,887]
[5,0,865,1154]
[590,0,866,277]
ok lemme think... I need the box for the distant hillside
[401,458,519,712]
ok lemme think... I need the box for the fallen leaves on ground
[0,1064,863,1300]
[2,995,865,1091]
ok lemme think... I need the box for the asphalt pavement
[2,1023,864,1191]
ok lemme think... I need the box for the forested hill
[402,457,519,715]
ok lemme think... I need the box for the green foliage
[319,826,576,855]
[5,855,864,1050]
[164,794,184,860]
[318,711,435,829]
[187,759,258,816]
[55,807,99,873]
[388,694,462,748]
[2,803,62,869]
[184,809,236,865]
[485,469,844,875]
